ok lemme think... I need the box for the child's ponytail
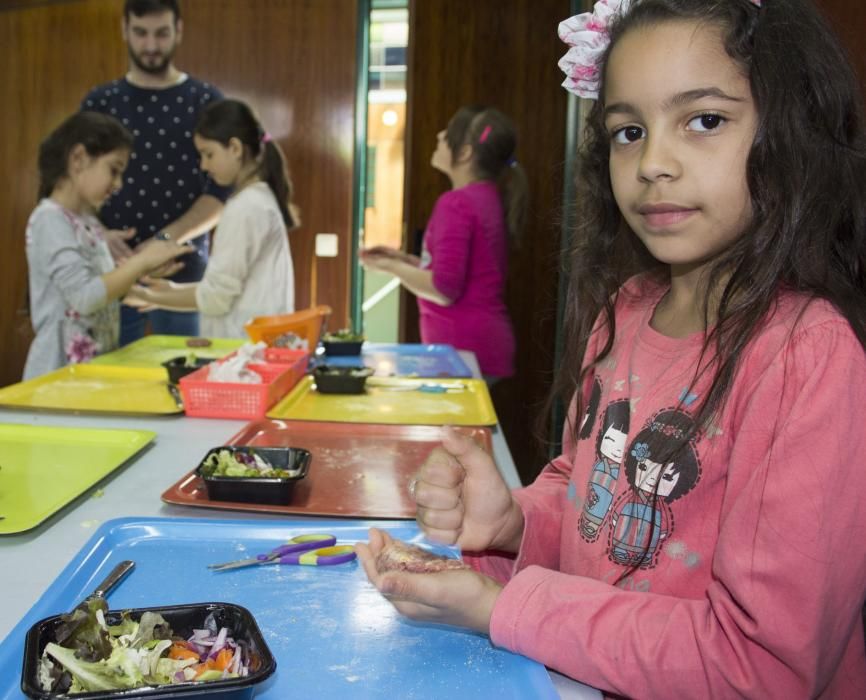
[260,139,299,230]
[501,161,528,247]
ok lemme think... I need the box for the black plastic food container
[21,602,276,700]
[313,365,374,394]
[195,446,311,505]
[162,356,214,385]
[321,338,364,356]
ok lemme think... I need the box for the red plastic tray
[160,420,494,518]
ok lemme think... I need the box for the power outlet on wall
[315,233,339,257]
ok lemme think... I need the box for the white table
[0,353,599,699]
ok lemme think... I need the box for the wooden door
[405,0,572,483]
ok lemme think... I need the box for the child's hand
[360,246,421,268]
[355,527,502,634]
[412,426,524,553]
[360,245,399,258]
[146,259,186,279]
[104,227,136,264]
[123,279,173,311]
[122,283,158,311]
[133,238,194,273]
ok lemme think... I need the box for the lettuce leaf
[44,643,145,691]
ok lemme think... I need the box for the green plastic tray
[90,335,244,368]
[0,423,155,534]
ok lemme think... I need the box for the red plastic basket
[178,352,309,419]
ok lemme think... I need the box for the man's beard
[128,46,174,76]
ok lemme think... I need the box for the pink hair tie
[261,132,272,144]
[479,125,492,143]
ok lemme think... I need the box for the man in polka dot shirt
[82,0,229,343]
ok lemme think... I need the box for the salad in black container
[195,446,311,505]
[321,329,364,356]
[21,601,275,699]
[161,355,214,385]
[313,365,374,394]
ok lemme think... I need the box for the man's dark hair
[124,0,181,21]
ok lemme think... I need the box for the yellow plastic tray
[0,365,183,415]
[0,423,155,534]
[90,335,244,368]
[266,376,498,426]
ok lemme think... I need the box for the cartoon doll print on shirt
[579,398,630,543]
[608,408,702,570]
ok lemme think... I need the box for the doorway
[358,1,409,341]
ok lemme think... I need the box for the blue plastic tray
[319,343,472,377]
[0,517,556,699]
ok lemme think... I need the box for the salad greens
[201,449,295,479]
[323,328,364,342]
[38,598,251,693]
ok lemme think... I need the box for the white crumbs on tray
[80,519,101,528]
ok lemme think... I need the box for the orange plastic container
[244,305,332,348]
[179,352,309,419]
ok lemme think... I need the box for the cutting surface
[0,364,183,414]
[0,424,154,534]
[162,420,493,518]
[267,376,497,426]
[0,517,556,699]
[90,335,244,367]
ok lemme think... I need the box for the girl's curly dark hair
[554,0,866,443]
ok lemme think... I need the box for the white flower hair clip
[558,0,761,100]
[557,0,632,99]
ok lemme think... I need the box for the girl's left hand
[146,260,185,279]
[359,251,397,273]
[122,284,157,311]
[354,527,503,635]
[122,279,172,311]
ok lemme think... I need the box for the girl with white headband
[357,1,866,697]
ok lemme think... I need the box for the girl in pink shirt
[356,1,866,698]
[360,106,528,379]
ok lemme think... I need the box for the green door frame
[350,0,372,333]
[549,0,587,457]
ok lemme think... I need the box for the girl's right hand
[360,246,421,266]
[412,426,524,553]
[132,238,194,274]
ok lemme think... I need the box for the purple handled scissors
[208,534,355,571]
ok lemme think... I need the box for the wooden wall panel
[406,0,571,483]
[179,0,358,327]
[0,0,358,386]
[816,0,866,101]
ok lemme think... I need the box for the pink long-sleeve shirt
[468,276,866,698]
[417,181,515,378]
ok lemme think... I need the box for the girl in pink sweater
[356,0,866,697]
[360,106,528,379]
